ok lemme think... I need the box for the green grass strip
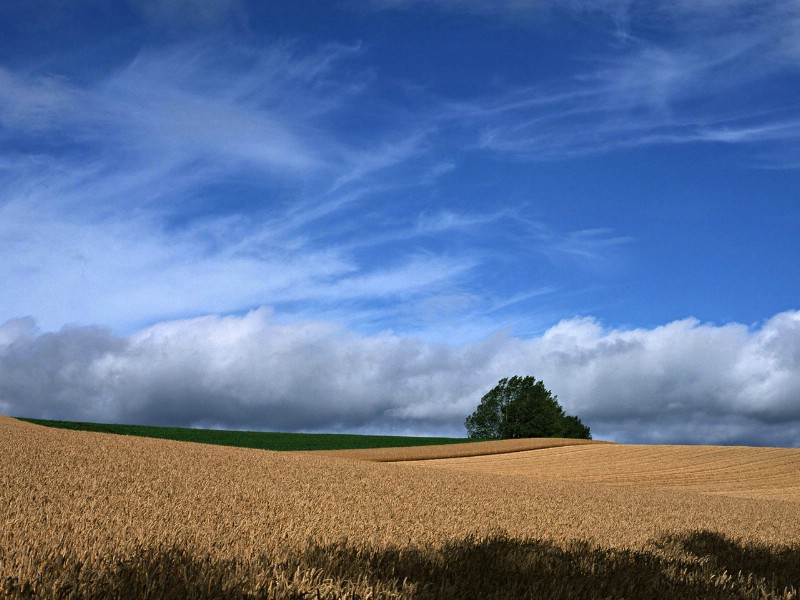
[18,418,469,451]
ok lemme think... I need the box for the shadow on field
[673,530,800,591]
[3,531,798,599]
[298,531,800,599]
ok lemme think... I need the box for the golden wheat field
[418,443,800,501]
[1,416,799,599]
[306,435,605,462]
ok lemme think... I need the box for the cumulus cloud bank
[2,308,799,446]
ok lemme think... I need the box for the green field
[18,418,469,451]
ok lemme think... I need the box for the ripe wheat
[307,436,605,462]
[1,416,798,598]
[420,443,800,500]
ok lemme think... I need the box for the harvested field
[307,436,605,462]
[419,443,800,500]
[2,416,799,598]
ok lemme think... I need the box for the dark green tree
[560,414,592,439]
[465,376,591,440]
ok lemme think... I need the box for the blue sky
[1,0,799,445]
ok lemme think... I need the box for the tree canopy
[465,376,591,440]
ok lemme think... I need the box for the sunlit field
[418,443,800,501]
[2,416,798,598]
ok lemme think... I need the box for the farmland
[2,416,799,598]
[420,443,800,500]
[305,435,605,461]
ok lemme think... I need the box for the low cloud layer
[2,308,799,446]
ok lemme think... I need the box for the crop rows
[307,436,604,462]
[1,416,798,598]
[421,443,800,500]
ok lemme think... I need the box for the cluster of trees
[465,375,591,440]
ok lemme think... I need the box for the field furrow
[305,436,605,462]
[415,444,800,500]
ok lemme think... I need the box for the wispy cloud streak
[1,39,589,336]
[420,1,800,163]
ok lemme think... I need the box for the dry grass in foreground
[2,416,799,599]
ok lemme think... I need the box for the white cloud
[0,68,77,132]
[0,191,487,333]
[697,120,800,144]
[2,308,799,446]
